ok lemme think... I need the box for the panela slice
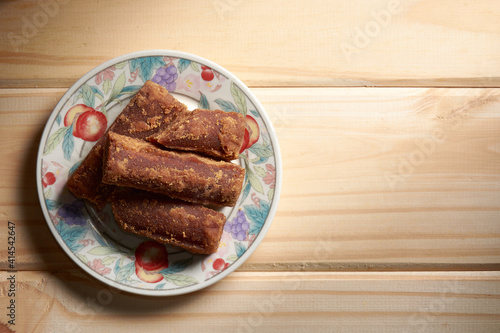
[111,188,226,254]
[66,81,187,209]
[103,132,245,207]
[148,109,245,161]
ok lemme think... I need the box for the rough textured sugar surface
[148,108,245,161]
[111,188,226,254]
[102,132,245,207]
[66,81,187,209]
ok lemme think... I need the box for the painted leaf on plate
[101,256,117,266]
[230,82,247,116]
[82,83,94,107]
[240,178,252,204]
[116,261,135,282]
[250,109,260,117]
[45,198,61,211]
[214,98,239,113]
[103,79,112,94]
[69,161,81,175]
[55,220,87,253]
[62,124,74,160]
[129,57,166,82]
[91,85,104,101]
[108,72,126,103]
[155,283,166,290]
[198,91,210,109]
[244,163,264,194]
[177,59,191,74]
[159,257,193,275]
[253,165,267,178]
[235,242,246,258]
[190,62,200,72]
[163,274,198,287]
[267,187,275,202]
[87,246,122,256]
[244,200,270,235]
[249,143,274,158]
[116,85,142,99]
[44,126,69,155]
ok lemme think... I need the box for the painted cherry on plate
[201,65,215,81]
[42,172,56,188]
[212,258,229,271]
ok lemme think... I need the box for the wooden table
[1,0,500,331]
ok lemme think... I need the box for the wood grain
[1,87,499,271]
[0,270,499,332]
[0,0,499,88]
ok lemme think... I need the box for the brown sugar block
[66,81,187,209]
[148,109,245,161]
[111,81,187,139]
[102,132,246,207]
[111,188,226,254]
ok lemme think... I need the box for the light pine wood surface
[1,271,500,333]
[0,0,499,88]
[1,0,500,331]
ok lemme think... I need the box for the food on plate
[102,132,246,207]
[66,80,187,209]
[65,79,248,255]
[111,188,226,254]
[148,108,245,161]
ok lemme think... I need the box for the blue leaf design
[114,257,124,275]
[155,283,166,290]
[56,220,87,253]
[45,199,61,211]
[129,58,140,72]
[159,257,193,275]
[252,156,270,164]
[55,113,62,125]
[250,110,260,117]
[235,242,246,258]
[240,179,251,204]
[63,124,74,160]
[116,85,142,99]
[130,57,165,82]
[214,98,239,113]
[198,92,210,109]
[90,85,104,100]
[116,261,135,282]
[69,161,81,175]
[244,200,270,235]
[248,143,273,158]
[178,59,191,74]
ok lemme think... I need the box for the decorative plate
[36,50,282,296]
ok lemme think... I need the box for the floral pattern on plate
[37,51,281,296]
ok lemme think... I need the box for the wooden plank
[0,0,499,88]
[0,87,499,271]
[0,270,499,332]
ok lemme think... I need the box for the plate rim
[36,50,282,296]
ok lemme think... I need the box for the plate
[36,50,281,296]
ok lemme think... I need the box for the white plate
[36,50,282,296]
